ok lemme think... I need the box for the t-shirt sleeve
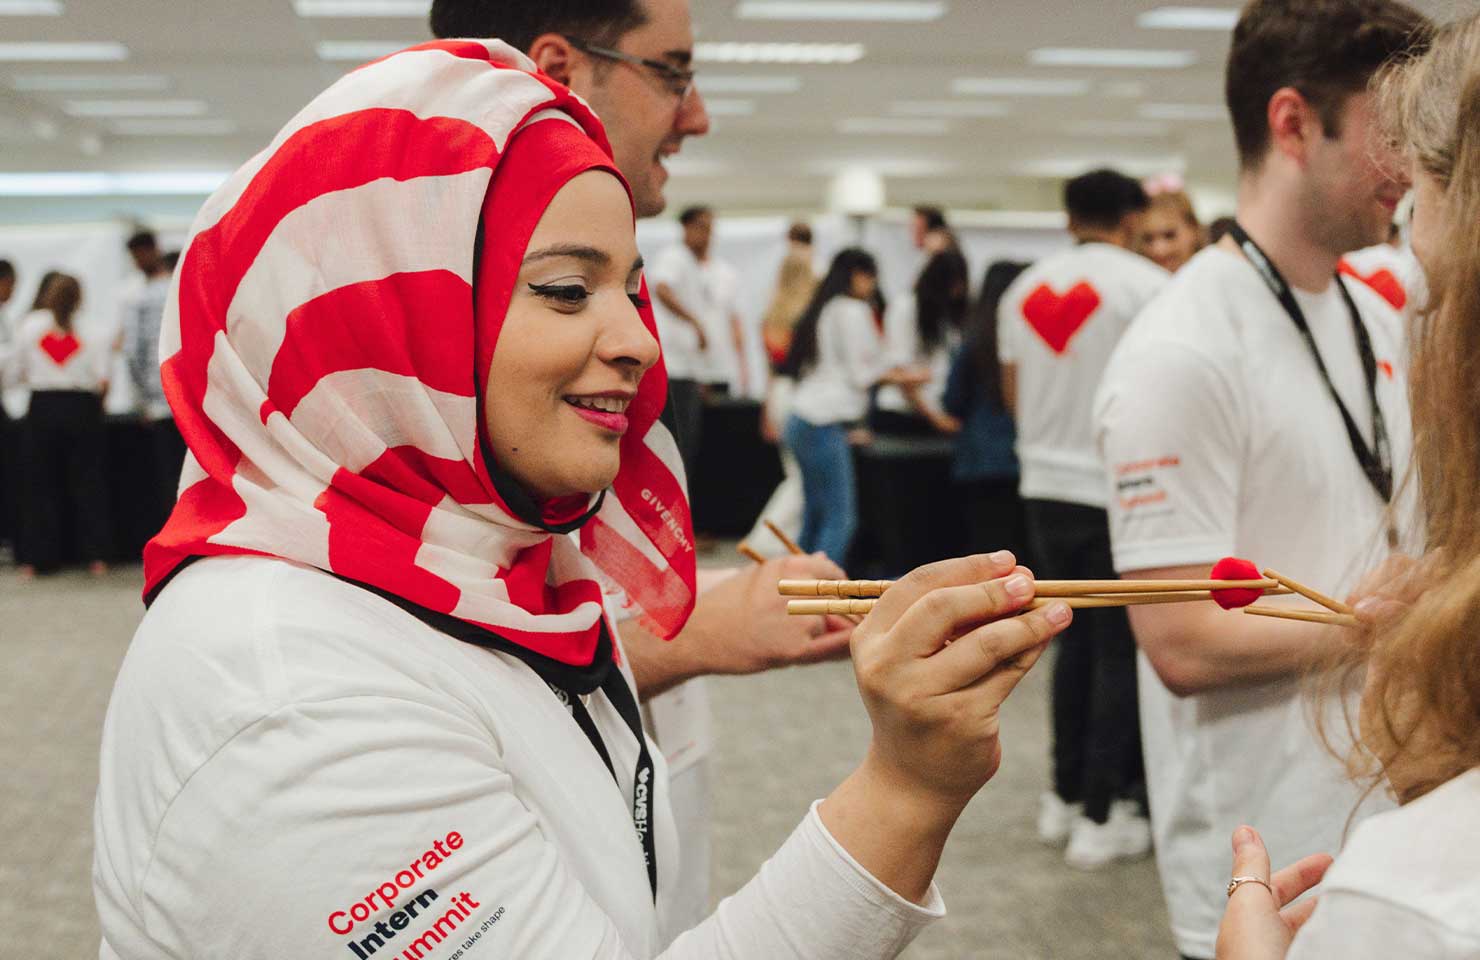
[1285,891,1478,960]
[1095,338,1244,573]
[650,247,685,290]
[135,694,940,960]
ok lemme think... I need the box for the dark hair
[679,205,711,227]
[1064,168,1149,231]
[429,0,648,53]
[162,250,181,272]
[914,249,969,354]
[30,269,62,311]
[913,205,947,232]
[787,222,812,245]
[41,274,81,333]
[0,259,13,283]
[969,260,1030,412]
[779,247,878,378]
[1225,0,1431,170]
[126,230,157,252]
[1207,215,1238,244]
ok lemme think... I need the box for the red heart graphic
[1339,262,1407,310]
[39,331,80,365]
[1021,281,1102,355]
[1378,360,1394,380]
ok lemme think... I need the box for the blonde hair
[1323,13,1480,805]
[1147,189,1201,230]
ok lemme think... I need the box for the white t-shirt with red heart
[997,242,1169,507]
[2,308,114,393]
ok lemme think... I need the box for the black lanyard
[549,664,658,902]
[1227,223,1396,540]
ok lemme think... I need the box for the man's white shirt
[1093,244,1419,958]
[998,242,1168,507]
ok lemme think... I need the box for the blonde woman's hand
[1348,551,1442,626]
[1215,826,1333,960]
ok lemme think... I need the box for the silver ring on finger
[1226,876,1274,898]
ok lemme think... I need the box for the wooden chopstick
[1243,606,1359,628]
[786,590,1264,617]
[779,577,1282,598]
[1261,568,1354,616]
[764,519,805,557]
[737,542,767,565]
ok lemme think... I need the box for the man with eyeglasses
[430,1,859,944]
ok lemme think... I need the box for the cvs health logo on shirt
[1022,282,1102,355]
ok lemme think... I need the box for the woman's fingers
[866,552,1020,635]
[1270,852,1333,907]
[1228,826,1273,899]
[927,603,1069,693]
[1279,896,1321,935]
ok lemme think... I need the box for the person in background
[999,167,1167,871]
[1340,220,1416,315]
[874,248,970,437]
[3,270,63,567]
[1207,216,1238,244]
[781,248,928,564]
[1095,2,1430,955]
[943,260,1030,565]
[650,205,715,470]
[123,233,181,538]
[1,274,112,579]
[760,222,816,370]
[1138,187,1205,273]
[1217,14,1480,957]
[0,258,15,559]
[911,205,958,255]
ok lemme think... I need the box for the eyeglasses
[564,35,696,102]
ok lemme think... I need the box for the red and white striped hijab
[143,40,697,670]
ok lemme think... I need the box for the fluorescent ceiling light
[696,75,801,94]
[890,99,1009,117]
[736,1,945,21]
[1064,120,1171,137]
[64,99,207,117]
[701,98,756,116]
[1139,102,1224,120]
[13,73,168,91]
[1018,154,1186,178]
[1138,6,1241,30]
[0,170,231,196]
[316,41,410,61]
[1101,80,1147,98]
[0,42,128,61]
[837,117,950,135]
[661,156,732,177]
[695,42,864,64]
[110,118,237,136]
[0,1,63,14]
[805,157,956,177]
[952,76,1089,96]
[294,0,428,14]
[1030,47,1195,69]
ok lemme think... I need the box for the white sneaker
[1037,792,1083,846]
[1064,802,1152,871]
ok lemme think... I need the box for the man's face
[1303,92,1408,254]
[0,276,13,305]
[129,244,161,274]
[571,0,710,218]
[683,210,712,254]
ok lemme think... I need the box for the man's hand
[623,553,855,699]
[1215,826,1333,960]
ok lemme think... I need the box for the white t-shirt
[93,556,942,960]
[999,242,1168,507]
[1093,245,1419,959]
[1286,767,1480,959]
[875,297,954,416]
[1340,242,1420,317]
[693,258,740,388]
[789,296,888,426]
[2,308,113,394]
[650,244,711,382]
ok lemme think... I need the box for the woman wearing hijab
[92,40,1072,960]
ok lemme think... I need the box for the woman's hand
[1348,551,1440,626]
[1214,826,1333,960]
[851,551,1068,809]
[818,552,1071,903]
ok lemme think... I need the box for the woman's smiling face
[483,170,660,500]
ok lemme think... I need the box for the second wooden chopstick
[779,577,1281,598]
[788,591,1242,617]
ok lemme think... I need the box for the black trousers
[0,407,19,558]
[960,476,1032,567]
[1025,498,1143,824]
[21,390,111,570]
[144,417,187,538]
[667,378,703,477]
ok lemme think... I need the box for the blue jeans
[783,415,856,565]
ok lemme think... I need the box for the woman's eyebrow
[522,244,611,267]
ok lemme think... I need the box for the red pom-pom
[1210,557,1263,610]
